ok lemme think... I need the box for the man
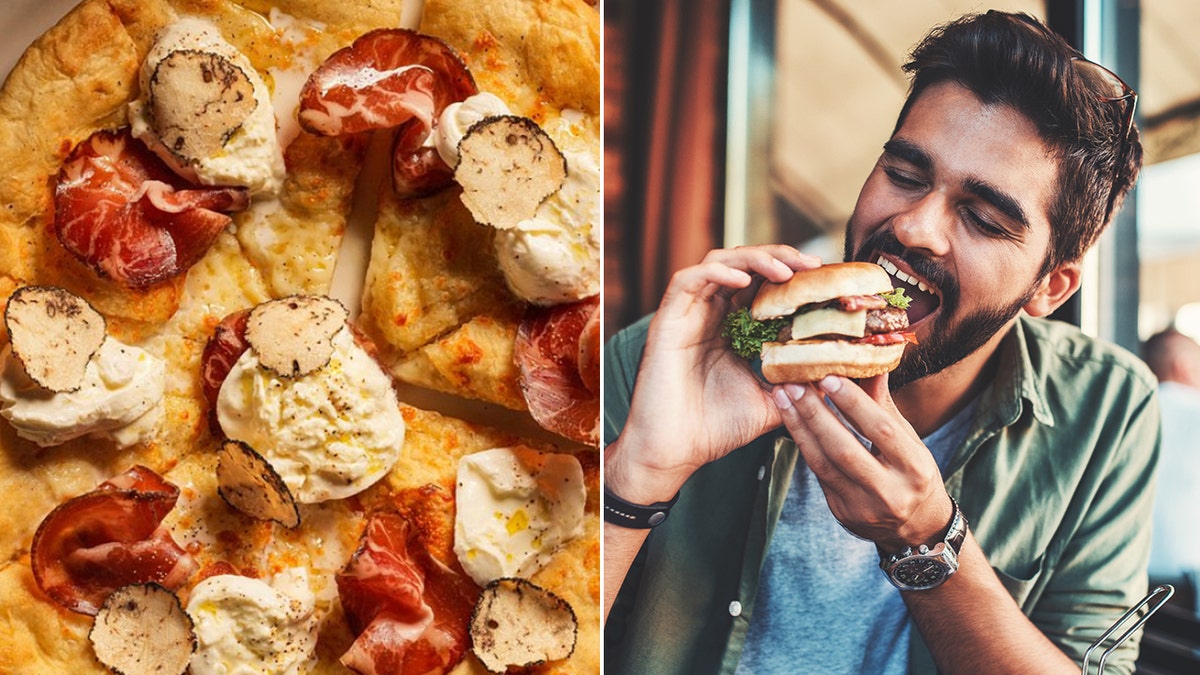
[604,11,1159,675]
[1142,328,1200,612]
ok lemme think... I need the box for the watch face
[892,557,951,590]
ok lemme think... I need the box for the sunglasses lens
[1074,59,1132,102]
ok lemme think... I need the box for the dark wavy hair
[894,10,1143,275]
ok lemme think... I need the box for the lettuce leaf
[880,287,911,310]
[722,308,789,359]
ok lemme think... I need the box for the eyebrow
[883,138,1031,230]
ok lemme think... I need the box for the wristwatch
[878,496,967,591]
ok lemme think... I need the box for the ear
[1023,261,1082,317]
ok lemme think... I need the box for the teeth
[876,256,930,293]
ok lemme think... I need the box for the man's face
[844,82,1061,389]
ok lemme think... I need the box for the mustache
[852,231,958,306]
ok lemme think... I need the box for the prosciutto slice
[298,28,477,196]
[199,308,251,434]
[54,128,249,288]
[514,296,601,446]
[298,28,476,138]
[391,118,457,198]
[337,512,477,675]
[30,465,196,615]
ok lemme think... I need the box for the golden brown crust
[360,188,529,409]
[751,262,893,320]
[421,0,600,118]
[760,340,907,383]
[392,309,530,411]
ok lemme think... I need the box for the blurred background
[603,0,1200,360]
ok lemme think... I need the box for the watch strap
[603,487,680,529]
[879,496,968,588]
[942,496,967,555]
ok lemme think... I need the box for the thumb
[860,372,901,416]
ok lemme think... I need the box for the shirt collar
[980,315,1056,430]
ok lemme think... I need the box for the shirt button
[757,466,766,481]
[728,600,742,617]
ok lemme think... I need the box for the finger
[858,373,902,417]
[816,376,921,467]
[727,244,824,273]
[772,383,879,487]
[659,263,753,317]
[701,245,822,283]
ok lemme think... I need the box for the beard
[846,230,1038,390]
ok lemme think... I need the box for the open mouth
[875,255,941,326]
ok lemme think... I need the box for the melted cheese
[0,339,164,448]
[187,572,318,675]
[791,307,867,340]
[494,149,601,305]
[454,446,585,586]
[216,326,405,503]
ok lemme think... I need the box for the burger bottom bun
[760,340,907,383]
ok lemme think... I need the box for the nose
[891,192,951,258]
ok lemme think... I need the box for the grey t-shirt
[734,398,976,674]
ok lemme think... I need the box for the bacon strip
[53,128,249,288]
[514,296,601,446]
[831,294,890,312]
[854,331,919,346]
[31,465,197,615]
[337,512,476,675]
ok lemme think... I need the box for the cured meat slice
[337,512,477,675]
[298,28,477,138]
[514,296,600,446]
[30,465,197,616]
[577,300,601,394]
[53,128,249,288]
[200,309,251,406]
[392,118,455,198]
[199,308,250,434]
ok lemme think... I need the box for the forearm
[601,434,694,620]
[602,521,649,620]
[903,532,1078,675]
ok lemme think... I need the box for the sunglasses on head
[1006,12,1138,219]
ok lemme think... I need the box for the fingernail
[785,384,805,401]
[773,388,793,410]
[819,376,842,393]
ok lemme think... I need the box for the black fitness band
[603,487,680,529]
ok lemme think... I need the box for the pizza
[0,0,600,673]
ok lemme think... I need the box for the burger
[723,262,917,383]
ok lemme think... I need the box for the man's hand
[603,245,817,619]
[769,375,1081,673]
[770,374,952,551]
[605,245,819,504]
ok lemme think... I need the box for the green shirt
[604,315,1161,675]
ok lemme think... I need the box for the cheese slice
[791,307,867,340]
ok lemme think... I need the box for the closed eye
[883,166,924,190]
[961,207,1014,240]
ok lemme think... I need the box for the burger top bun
[751,262,894,320]
[760,340,906,383]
